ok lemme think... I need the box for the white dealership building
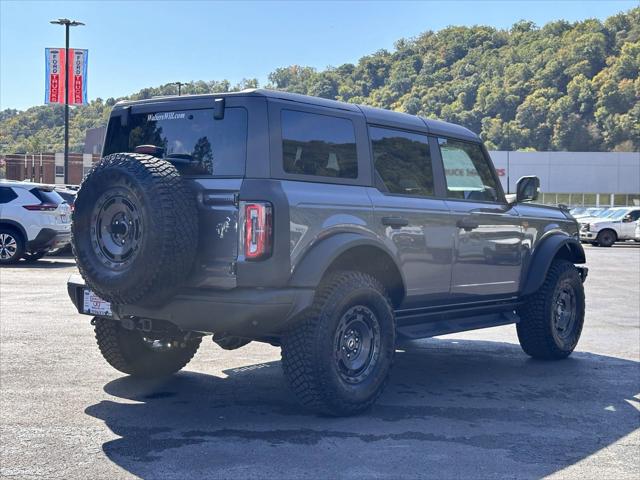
[489,151,640,207]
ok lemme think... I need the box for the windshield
[104,107,248,176]
[608,209,630,220]
[594,209,614,217]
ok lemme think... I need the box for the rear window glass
[31,188,63,205]
[104,107,247,176]
[282,110,358,179]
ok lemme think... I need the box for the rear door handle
[382,216,409,229]
[456,217,479,231]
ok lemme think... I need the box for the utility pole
[172,82,185,96]
[50,18,84,184]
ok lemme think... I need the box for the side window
[629,210,640,221]
[0,187,17,204]
[370,126,434,197]
[439,138,501,202]
[282,110,358,179]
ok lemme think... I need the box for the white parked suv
[579,206,640,247]
[0,180,71,264]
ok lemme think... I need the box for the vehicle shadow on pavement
[2,259,75,269]
[85,339,640,479]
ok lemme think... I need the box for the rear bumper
[28,228,71,251]
[67,274,314,337]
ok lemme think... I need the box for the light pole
[50,18,84,184]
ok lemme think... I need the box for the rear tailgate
[29,187,71,230]
[184,178,241,289]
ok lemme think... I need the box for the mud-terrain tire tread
[281,271,395,416]
[94,317,201,377]
[73,153,198,305]
[516,259,584,360]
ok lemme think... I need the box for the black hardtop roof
[115,88,479,142]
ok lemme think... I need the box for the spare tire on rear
[72,153,198,305]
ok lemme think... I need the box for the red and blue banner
[45,48,88,105]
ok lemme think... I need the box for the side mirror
[622,214,632,223]
[516,176,540,203]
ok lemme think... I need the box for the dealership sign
[45,48,88,105]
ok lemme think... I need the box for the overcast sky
[1,0,636,110]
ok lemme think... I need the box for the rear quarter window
[281,110,358,179]
[30,188,64,205]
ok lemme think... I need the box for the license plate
[83,289,112,317]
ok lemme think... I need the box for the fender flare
[289,232,405,289]
[0,220,28,242]
[521,234,586,296]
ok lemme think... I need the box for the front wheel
[516,260,585,359]
[595,229,616,247]
[94,318,201,377]
[281,271,396,416]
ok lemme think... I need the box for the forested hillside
[1,8,638,154]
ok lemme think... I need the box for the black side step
[396,311,519,340]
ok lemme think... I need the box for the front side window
[104,107,248,177]
[439,138,501,202]
[282,110,358,179]
[370,126,434,197]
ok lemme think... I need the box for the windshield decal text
[147,112,186,121]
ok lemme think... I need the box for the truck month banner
[45,48,88,105]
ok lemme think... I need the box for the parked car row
[576,206,640,247]
[0,180,76,264]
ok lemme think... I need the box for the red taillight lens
[23,203,57,211]
[244,202,273,260]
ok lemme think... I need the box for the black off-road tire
[94,317,201,378]
[516,259,585,360]
[281,271,396,416]
[0,227,24,265]
[73,153,198,305]
[595,229,616,247]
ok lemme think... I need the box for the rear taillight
[244,202,273,260]
[23,203,57,211]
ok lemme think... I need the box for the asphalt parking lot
[1,243,639,479]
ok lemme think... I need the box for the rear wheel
[281,271,395,416]
[595,229,616,247]
[0,228,24,265]
[94,317,201,377]
[516,259,585,359]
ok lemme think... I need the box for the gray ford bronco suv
[68,89,587,416]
